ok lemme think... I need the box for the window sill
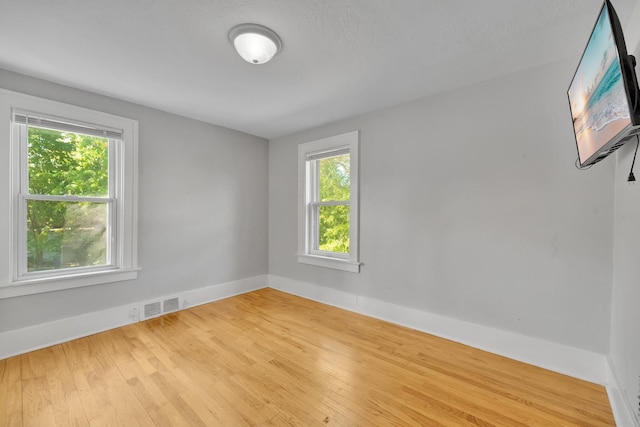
[0,268,140,299]
[297,254,361,273]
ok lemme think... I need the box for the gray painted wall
[0,69,269,332]
[0,52,626,364]
[609,42,640,424]
[269,57,615,353]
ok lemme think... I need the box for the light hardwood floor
[0,288,615,426]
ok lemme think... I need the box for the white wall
[0,69,269,333]
[269,57,615,354]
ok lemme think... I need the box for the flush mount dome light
[228,23,282,64]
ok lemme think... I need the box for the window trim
[297,130,360,273]
[0,89,139,299]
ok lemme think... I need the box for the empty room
[1,0,640,425]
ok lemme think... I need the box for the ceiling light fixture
[228,23,282,65]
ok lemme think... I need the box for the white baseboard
[606,357,640,427]
[0,303,138,361]
[268,274,607,385]
[182,275,268,309]
[0,274,268,360]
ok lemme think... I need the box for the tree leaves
[26,127,109,271]
[317,154,350,253]
[28,127,108,197]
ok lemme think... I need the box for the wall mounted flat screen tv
[568,0,640,168]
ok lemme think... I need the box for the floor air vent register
[139,296,183,321]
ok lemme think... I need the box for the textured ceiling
[1,0,638,139]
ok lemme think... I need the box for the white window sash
[307,200,351,259]
[310,200,350,207]
[307,147,351,257]
[14,116,119,279]
[21,194,114,203]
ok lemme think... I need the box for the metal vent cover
[143,301,162,319]
[163,297,180,313]
[139,295,183,321]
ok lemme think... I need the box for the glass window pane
[26,200,109,272]
[318,205,350,253]
[28,126,109,197]
[318,154,350,202]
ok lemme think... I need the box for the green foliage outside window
[317,154,350,253]
[26,127,109,271]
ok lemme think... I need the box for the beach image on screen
[568,5,631,164]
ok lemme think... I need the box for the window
[298,131,360,272]
[1,89,138,298]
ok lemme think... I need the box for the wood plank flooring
[0,288,615,426]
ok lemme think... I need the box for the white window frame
[0,89,139,299]
[298,130,360,272]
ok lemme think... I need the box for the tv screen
[568,0,638,167]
